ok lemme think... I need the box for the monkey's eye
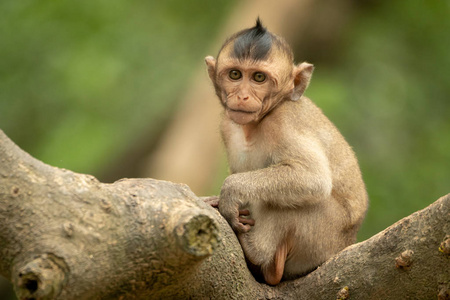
[229,70,242,80]
[253,72,266,83]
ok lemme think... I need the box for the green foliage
[308,1,450,240]
[0,0,233,174]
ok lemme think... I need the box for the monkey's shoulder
[276,97,331,125]
[267,97,338,140]
[267,97,354,158]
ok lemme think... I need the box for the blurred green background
[0,0,233,176]
[0,1,449,298]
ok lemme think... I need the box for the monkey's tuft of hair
[254,17,265,33]
[233,18,272,61]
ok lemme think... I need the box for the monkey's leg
[261,239,289,285]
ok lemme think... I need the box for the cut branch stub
[14,254,68,300]
[174,212,220,257]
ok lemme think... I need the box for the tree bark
[0,129,449,300]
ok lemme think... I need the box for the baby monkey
[204,19,368,285]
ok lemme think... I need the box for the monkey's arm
[219,161,331,232]
[219,142,332,231]
[222,160,332,208]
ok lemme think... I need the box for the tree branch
[0,129,448,299]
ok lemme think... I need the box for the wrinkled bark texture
[0,129,449,300]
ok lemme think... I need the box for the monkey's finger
[239,209,250,216]
[234,223,252,233]
[238,217,255,226]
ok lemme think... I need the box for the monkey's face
[206,55,293,125]
[219,60,275,125]
[206,21,314,125]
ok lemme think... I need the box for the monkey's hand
[219,200,255,233]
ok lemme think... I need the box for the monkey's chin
[227,109,257,125]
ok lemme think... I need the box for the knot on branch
[395,249,414,270]
[439,235,450,256]
[438,283,450,300]
[336,286,349,300]
[14,254,68,300]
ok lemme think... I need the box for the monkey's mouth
[226,108,258,125]
[228,108,256,114]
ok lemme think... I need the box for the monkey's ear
[291,62,314,101]
[205,56,217,81]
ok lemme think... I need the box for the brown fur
[205,22,368,285]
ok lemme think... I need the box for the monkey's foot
[235,209,255,232]
[200,196,220,208]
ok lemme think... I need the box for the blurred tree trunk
[1,130,449,299]
[103,0,356,195]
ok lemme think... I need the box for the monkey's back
[284,96,367,233]
[291,97,369,237]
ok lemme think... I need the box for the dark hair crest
[232,18,273,61]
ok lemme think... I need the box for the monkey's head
[205,18,314,125]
